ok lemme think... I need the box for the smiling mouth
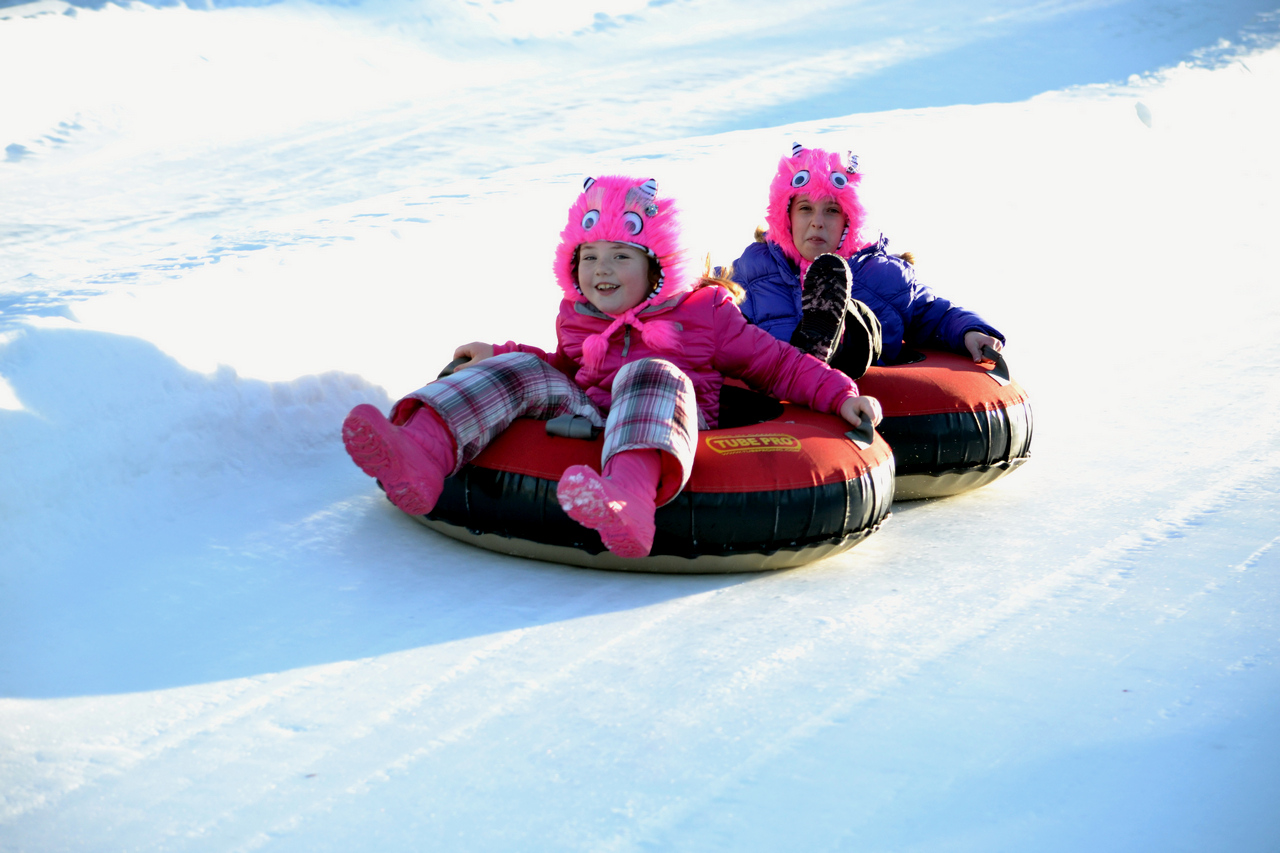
[595,282,620,291]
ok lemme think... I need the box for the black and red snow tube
[408,391,895,573]
[856,347,1033,499]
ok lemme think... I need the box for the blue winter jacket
[729,235,1004,364]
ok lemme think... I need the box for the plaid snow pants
[397,352,700,502]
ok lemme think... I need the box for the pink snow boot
[342,403,455,516]
[556,450,661,559]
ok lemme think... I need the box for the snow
[2,0,1280,850]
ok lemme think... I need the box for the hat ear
[791,141,804,157]
[627,179,660,216]
[583,176,596,190]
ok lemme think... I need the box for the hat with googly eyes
[555,175,690,303]
[765,143,867,267]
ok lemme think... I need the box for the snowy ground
[2,1,1279,851]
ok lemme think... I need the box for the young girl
[342,175,882,559]
[729,143,1005,372]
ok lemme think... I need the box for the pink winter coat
[493,285,858,428]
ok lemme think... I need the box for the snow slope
[2,1,1279,850]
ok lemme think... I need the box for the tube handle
[437,357,471,379]
[981,345,1011,385]
[844,416,876,450]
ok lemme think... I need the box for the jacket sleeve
[902,267,1005,352]
[708,289,857,415]
[492,340,551,359]
[491,303,580,376]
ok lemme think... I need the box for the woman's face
[790,193,846,261]
[576,241,653,315]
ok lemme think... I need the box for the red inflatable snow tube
[410,390,895,573]
[856,347,1033,499]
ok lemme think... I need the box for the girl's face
[577,241,653,315]
[790,193,847,261]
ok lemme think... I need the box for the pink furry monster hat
[554,175,691,304]
[765,143,867,271]
[554,175,692,369]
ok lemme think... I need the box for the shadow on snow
[0,326,754,699]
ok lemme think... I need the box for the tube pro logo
[705,433,802,455]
